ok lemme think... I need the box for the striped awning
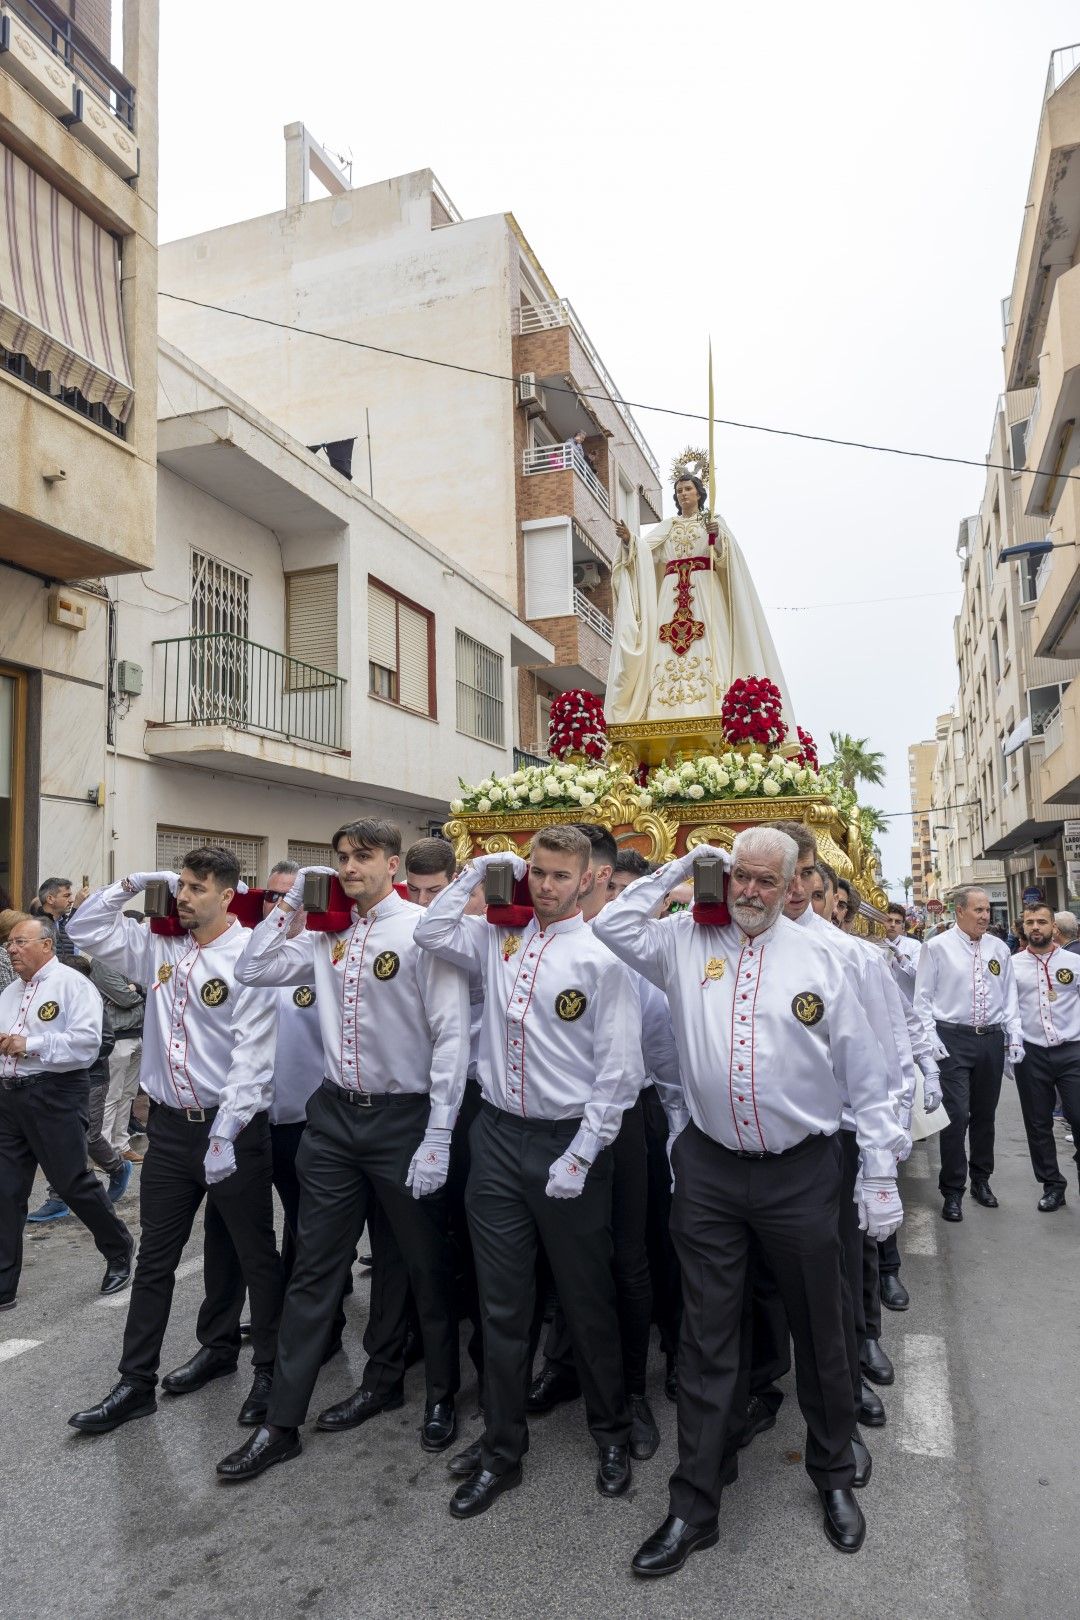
[0,142,133,422]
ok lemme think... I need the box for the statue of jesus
[607,462,795,729]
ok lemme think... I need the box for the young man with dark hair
[1011,902,1080,1212]
[416,825,643,1518]
[404,837,456,906]
[67,848,284,1435]
[216,818,468,1484]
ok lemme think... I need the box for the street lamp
[998,538,1075,561]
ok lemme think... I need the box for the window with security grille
[287,840,336,868]
[155,827,265,888]
[285,568,338,690]
[190,552,251,725]
[455,630,504,746]
[368,578,435,716]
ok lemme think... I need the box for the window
[990,632,1000,684]
[190,552,250,724]
[999,609,1010,670]
[156,826,265,887]
[1019,550,1041,604]
[285,567,338,688]
[288,839,335,868]
[367,579,435,716]
[455,630,504,746]
[1010,419,1029,471]
[1029,683,1066,734]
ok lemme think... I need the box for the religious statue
[607,453,795,729]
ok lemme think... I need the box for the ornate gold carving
[686,824,736,851]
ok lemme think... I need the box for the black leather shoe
[100,1239,134,1296]
[738,1393,777,1449]
[449,1464,522,1518]
[942,1194,964,1222]
[629,1394,660,1460]
[596,1443,631,1497]
[858,1379,886,1427]
[447,1439,483,1478]
[1038,1187,1066,1213]
[238,1367,273,1427]
[315,1383,404,1432]
[162,1347,238,1397]
[525,1365,581,1414]
[971,1179,998,1208]
[0,1294,15,1311]
[421,1398,457,1452]
[852,1427,872,1489]
[664,1354,677,1403]
[216,1425,301,1482]
[879,1274,910,1311]
[631,1515,720,1578]
[820,1487,865,1553]
[69,1380,156,1433]
[860,1338,894,1386]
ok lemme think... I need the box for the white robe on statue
[606,510,795,727]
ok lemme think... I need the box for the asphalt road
[1,1089,1075,1620]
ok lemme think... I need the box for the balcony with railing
[0,0,139,177]
[523,441,610,515]
[573,586,613,645]
[144,634,350,786]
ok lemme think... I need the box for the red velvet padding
[149,888,268,935]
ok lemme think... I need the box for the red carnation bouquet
[549,689,608,761]
[720,676,787,750]
[794,726,819,770]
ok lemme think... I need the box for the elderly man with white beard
[594,827,903,1578]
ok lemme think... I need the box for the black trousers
[743,1241,791,1416]
[196,1117,348,1361]
[878,1230,901,1279]
[541,1095,653,1395]
[1015,1042,1080,1192]
[0,1071,130,1299]
[837,1130,870,1396]
[119,1103,283,1390]
[466,1103,630,1474]
[668,1124,855,1523]
[267,1086,458,1429]
[936,1024,1005,1195]
[640,1084,682,1357]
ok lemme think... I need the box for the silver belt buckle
[355,1090,374,1108]
[185,1107,206,1123]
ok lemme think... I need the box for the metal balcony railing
[1046,43,1080,100]
[523,441,610,514]
[1042,704,1063,758]
[151,634,346,750]
[513,747,549,770]
[4,0,136,128]
[1023,382,1042,463]
[514,298,659,477]
[573,587,613,644]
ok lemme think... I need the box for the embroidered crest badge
[1056,966,1074,986]
[374,951,400,981]
[201,977,229,1008]
[792,992,824,1026]
[331,939,347,965]
[157,963,173,985]
[294,986,316,1007]
[502,934,521,962]
[987,958,1001,977]
[703,957,726,982]
[37,1000,60,1021]
[555,988,587,1021]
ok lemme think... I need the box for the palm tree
[902,876,913,903]
[828,732,887,793]
[859,805,889,844]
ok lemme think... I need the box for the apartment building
[929,709,1007,914]
[97,341,551,883]
[157,127,662,760]
[908,740,936,904]
[0,0,157,902]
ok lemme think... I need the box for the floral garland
[452,760,619,817]
[640,751,825,807]
[548,689,608,762]
[794,725,819,770]
[720,676,787,750]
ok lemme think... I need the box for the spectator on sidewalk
[37,878,88,959]
[85,954,146,1164]
[1053,911,1080,957]
[0,909,28,995]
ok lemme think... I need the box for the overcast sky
[157,1,1080,890]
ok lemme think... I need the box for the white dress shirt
[593,866,903,1178]
[0,955,102,1079]
[882,935,921,1006]
[234,889,468,1132]
[638,974,687,1133]
[1012,945,1080,1048]
[913,926,1022,1050]
[68,882,277,1141]
[414,876,644,1162]
[270,984,325,1125]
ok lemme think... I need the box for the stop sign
[927,899,944,914]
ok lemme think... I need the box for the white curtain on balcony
[0,142,133,421]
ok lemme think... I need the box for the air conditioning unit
[572,560,602,590]
[517,372,546,415]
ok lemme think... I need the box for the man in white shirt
[1011,901,1080,1212]
[1052,910,1080,956]
[0,916,133,1310]
[66,847,284,1435]
[914,885,1023,1221]
[596,828,903,1575]
[215,819,468,1485]
[882,903,921,1004]
[415,824,644,1519]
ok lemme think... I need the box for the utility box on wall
[47,590,88,631]
[116,661,143,696]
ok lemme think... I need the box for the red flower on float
[548,689,608,762]
[720,676,787,750]
[794,726,819,770]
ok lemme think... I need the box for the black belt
[480,1099,584,1134]
[936,1020,1004,1038]
[322,1080,423,1109]
[717,1132,819,1162]
[154,1099,219,1124]
[0,1070,50,1093]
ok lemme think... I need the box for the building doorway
[0,666,27,906]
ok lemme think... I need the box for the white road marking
[897,1333,955,1459]
[0,1339,41,1364]
[97,1254,201,1307]
[902,1205,938,1256]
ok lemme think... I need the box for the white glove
[857,1175,903,1240]
[1008,1042,1025,1066]
[405,1126,452,1198]
[203,1135,237,1186]
[546,1151,589,1199]
[282,864,337,911]
[124,870,178,895]
[896,1127,912,1164]
[463,851,528,890]
[922,1070,943,1112]
[667,844,729,883]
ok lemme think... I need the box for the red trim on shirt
[747,941,768,1150]
[170,940,203,1108]
[727,944,747,1149]
[506,928,557,1116]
